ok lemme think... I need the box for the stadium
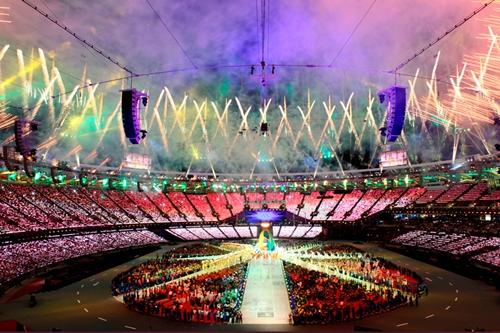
[0,0,499,331]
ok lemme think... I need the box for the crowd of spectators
[345,189,384,221]
[473,248,500,268]
[123,263,247,324]
[391,230,500,268]
[0,181,498,235]
[284,263,413,324]
[0,231,164,286]
[331,190,364,221]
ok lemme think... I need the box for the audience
[0,231,164,286]
[0,181,497,235]
[392,230,500,268]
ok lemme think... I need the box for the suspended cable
[40,0,111,73]
[146,0,198,69]
[20,0,135,75]
[266,0,271,61]
[261,0,266,63]
[255,0,260,60]
[328,0,377,67]
[390,0,497,73]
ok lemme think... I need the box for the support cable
[390,0,496,73]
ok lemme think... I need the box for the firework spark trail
[36,136,57,150]
[37,48,56,129]
[1,134,15,145]
[294,92,316,149]
[98,157,110,168]
[0,106,17,129]
[272,98,295,153]
[211,100,231,139]
[16,49,29,110]
[63,145,82,159]
[149,88,169,152]
[1,12,498,173]
[84,149,98,161]
[316,97,337,152]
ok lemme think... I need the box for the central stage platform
[241,258,291,324]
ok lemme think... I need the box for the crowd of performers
[284,245,424,324]
[303,245,422,294]
[112,244,228,295]
[122,264,247,324]
[114,242,424,325]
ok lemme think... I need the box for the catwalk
[241,258,291,324]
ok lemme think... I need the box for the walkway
[240,258,291,324]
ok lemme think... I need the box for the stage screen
[380,149,407,168]
[245,210,285,223]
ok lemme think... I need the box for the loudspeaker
[378,86,406,142]
[122,89,147,144]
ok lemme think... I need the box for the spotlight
[260,122,269,135]
[378,92,385,104]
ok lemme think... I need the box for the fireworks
[0,7,498,175]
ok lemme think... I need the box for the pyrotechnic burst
[0,4,498,175]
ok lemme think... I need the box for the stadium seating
[393,187,426,208]
[415,188,445,204]
[330,190,363,221]
[391,230,500,268]
[246,192,264,210]
[284,191,304,214]
[206,193,232,220]
[126,191,169,222]
[146,192,184,222]
[83,188,135,224]
[106,190,152,223]
[57,186,117,224]
[473,249,500,268]
[313,191,343,221]
[480,189,500,202]
[0,181,497,236]
[265,192,285,209]
[368,188,406,215]
[0,230,164,284]
[225,192,245,215]
[168,192,203,222]
[457,182,488,202]
[298,191,321,220]
[345,189,384,221]
[186,194,214,220]
[435,184,470,204]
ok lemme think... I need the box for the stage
[241,258,291,324]
[0,242,499,331]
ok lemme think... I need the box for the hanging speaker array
[121,89,148,144]
[378,86,406,142]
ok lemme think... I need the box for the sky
[0,0,498,174]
